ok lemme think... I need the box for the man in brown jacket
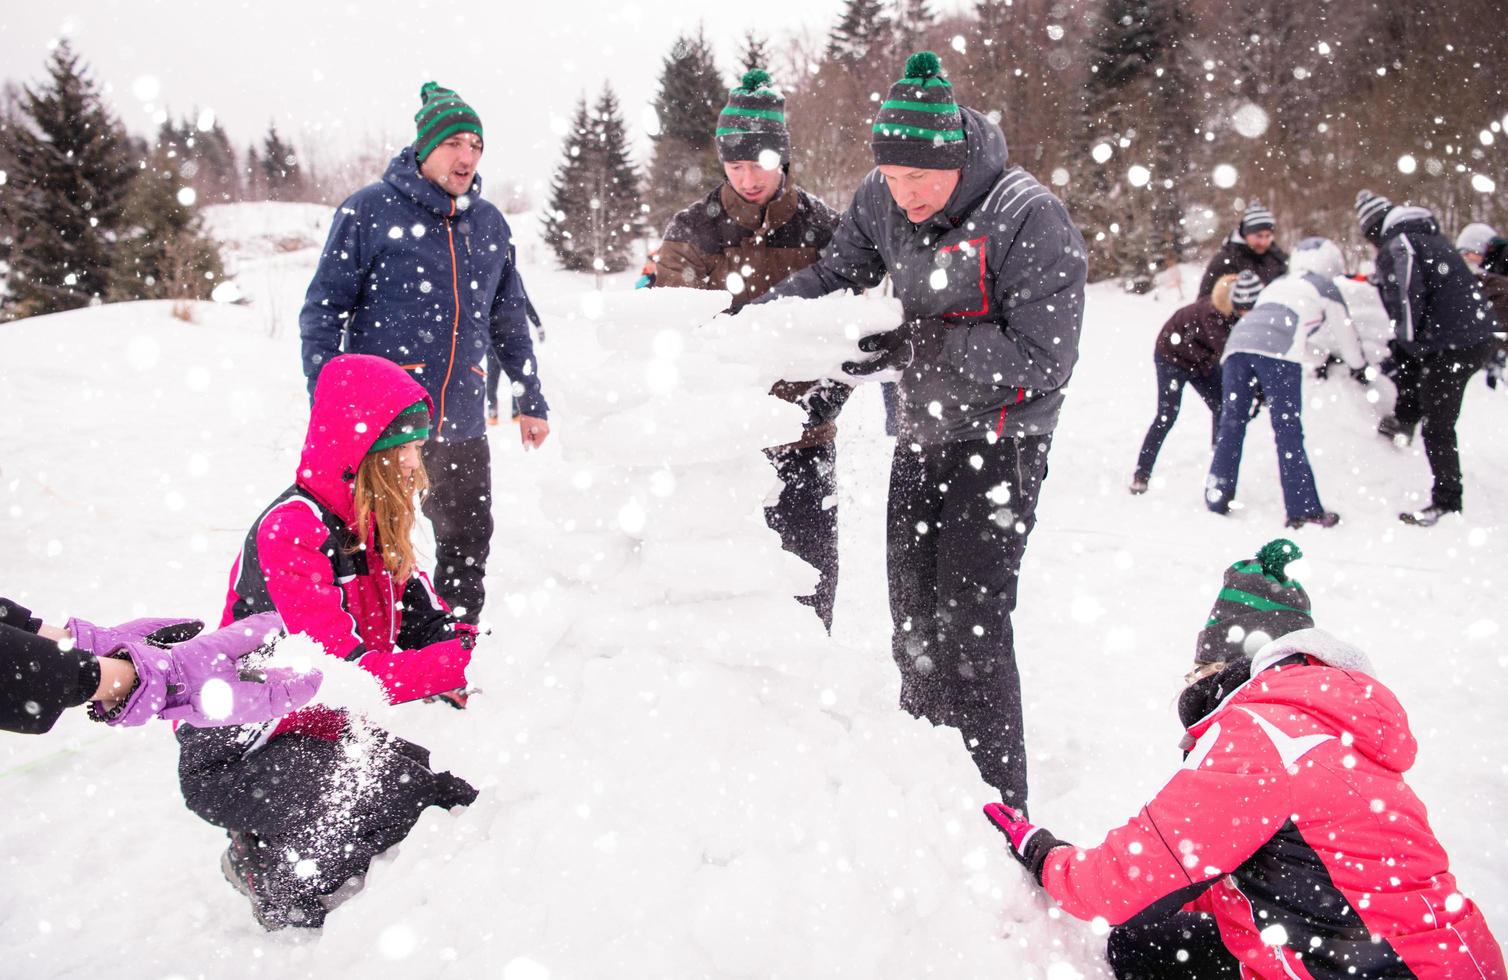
[653,68,847,630]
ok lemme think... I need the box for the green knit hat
[716,68,790,166]
[871,51,967,170]
[414,82,483,162]
[369,401,431,453]
[1194,539,1313,665]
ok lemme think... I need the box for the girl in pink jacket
[987,540,1504,979]
[177,354,478,931]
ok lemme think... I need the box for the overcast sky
[0,0,966,200]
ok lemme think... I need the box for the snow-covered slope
[1,203,1504,978]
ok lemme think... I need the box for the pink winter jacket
[1040,630,1505,979]
[222,354,471,733]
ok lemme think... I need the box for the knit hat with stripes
[1239,201,1275,236]
[716,69,789,166]
[1355,189,1394,244]
[369,401,431,453]
[414,82,483,162]
[1230,270,1263,311]
[1194,539,1312,664]
[871,51,967,170]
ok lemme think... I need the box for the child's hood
[298,354,432,524]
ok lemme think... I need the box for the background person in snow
[757,52,1088,810]
[983,539,1507,980]
[1196,200,1288,298]
[653,68,846,630]
[1358,191,1504,526]
[177,354,479,931]
[300,82,550,637]
[1455,222,1508,390]
[0,601,316,735]
[1130,271,1262,495]
[1204,238,1366,529]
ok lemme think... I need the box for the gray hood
[926,107,1010,232]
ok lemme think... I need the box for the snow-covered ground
[2,204,1504,978]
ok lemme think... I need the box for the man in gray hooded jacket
[761,51,1087,810]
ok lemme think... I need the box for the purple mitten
[67,615,205,654]
[93,613,322,727]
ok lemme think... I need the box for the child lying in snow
[176,354,478,930]
[985,539,1506,980]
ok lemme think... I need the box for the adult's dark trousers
[1134,354,1223,479]
[1391,341,1493,511]
[886,433,1052,808]
[422,436,493,625]
[177,725,477,927]
[1206,354,1325,521]
[765,442,839,631]
[1107,911,1240,979]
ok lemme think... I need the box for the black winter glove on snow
[1486,349,1506,390]
[843,318,948,377]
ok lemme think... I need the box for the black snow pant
[886,434,1051,809]
[1134,355,1223,479]
[177,723,476,928]
[765,441,839,632]
[1391,341,1494,511]
[1107,911,1240,979]
[422,436,493,625]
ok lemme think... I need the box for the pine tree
[542,86,644,284]
[0,42,136,318]
[115,143,224,304]
[826,0,891,64]
[644,30,727,231]
[738,32,771,76]
[1080,0,1187,288]
[260,123,301,201]
[891,0,936,53]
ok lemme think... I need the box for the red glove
[983,802,1069,885]
[358,637,471,705]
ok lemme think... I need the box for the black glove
[843,328,913,376]
[983,803,1069,885]
[843,318,949,377]
[1486,350,1506,390]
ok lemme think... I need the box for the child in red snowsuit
[986,540,1505,979]
[177,354,478,930]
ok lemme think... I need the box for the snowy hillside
[1,203,1504,978]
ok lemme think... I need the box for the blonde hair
[1210,274,1237,317]
[351,445,429,581]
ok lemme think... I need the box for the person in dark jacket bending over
[1197,200,1288,298]
[300,83,549,661]
[1358,191,1503,526]
[758,52,1088,809]
[1130,270,1262,494]
[654,69,847,630]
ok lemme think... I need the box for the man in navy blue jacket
[1357,190,1501,526]
[301,83,549,645]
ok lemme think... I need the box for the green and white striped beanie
[715,69,789,166]
[414,82,483,162]
[871,51,967,169]
[1194,539,1313,664]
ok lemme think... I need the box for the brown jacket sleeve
[654,240,722,291]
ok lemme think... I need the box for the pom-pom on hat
[414,82,483,163]
[715,68,790,166]
[1194,539,1313,665]
[871,51,967,170]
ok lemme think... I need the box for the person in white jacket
[1205,238,1367,528]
